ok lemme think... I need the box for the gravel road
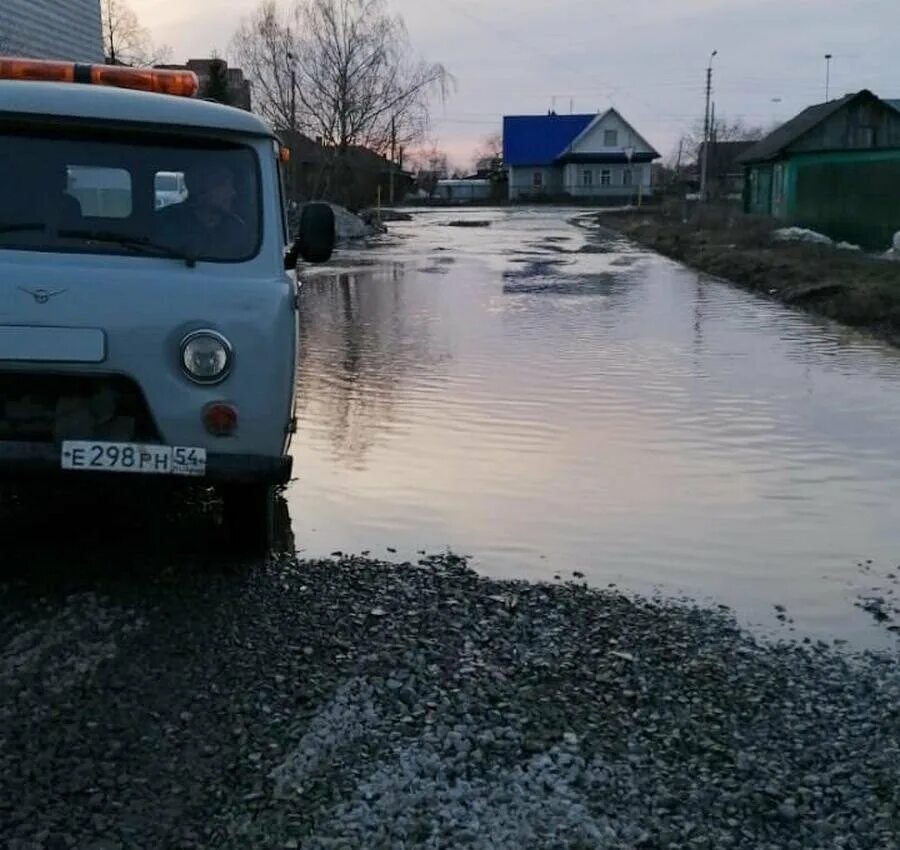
[1,543,898,849]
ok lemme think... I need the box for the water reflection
[290,209,900,648]
[296,266,450,467]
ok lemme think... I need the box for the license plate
[61,441,206,477]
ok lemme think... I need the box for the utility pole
[674,137,684,194]
[709,100,717,199]
[700,49,717,203]
[824,53,833,102]
[389,116,396,205]
[290,69,296,130]
[286,48,297,205]
[286,44,297,130]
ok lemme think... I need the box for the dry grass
[601,209,900,344]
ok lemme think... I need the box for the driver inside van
[154,164,254,260]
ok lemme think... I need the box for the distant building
[695,140,757,198]
[156,59,252,111]
[277,129,413,208]
[738,89,900,248]
[474,156,503,178]
[503,109,660,202]
[0,0,103,63]
[434,179,493,202]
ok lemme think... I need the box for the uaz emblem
[19,287,67,304]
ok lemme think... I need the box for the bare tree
[672,116,767,166]
[229,2,298,129]
[407,144,448,197]
[471,132,502,171]
[102,0,171,66]
[232,0,451,154]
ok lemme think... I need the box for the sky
[130,0,898,167]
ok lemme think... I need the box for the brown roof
[736,90,871,164]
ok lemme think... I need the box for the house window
[600,169,611,186]
[533,171,543,188]
[604,129,618,147]
[583,169,593,187]
[622,168,632,186]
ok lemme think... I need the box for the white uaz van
[0,58,334,550]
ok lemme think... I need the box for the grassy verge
[600,205,900,346]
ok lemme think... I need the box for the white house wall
[563,163,653,197]
[569,111,656,156]
[508,165,564,200]
[510,163,653,200]
[1,0,103,62]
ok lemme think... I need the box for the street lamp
[824,54,833,102]
[700,49,718,202]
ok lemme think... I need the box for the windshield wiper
[58,229,198,268]
[0,222,47,234]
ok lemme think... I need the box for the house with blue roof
[503,109,660,202]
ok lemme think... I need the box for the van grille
[0,372,160,443]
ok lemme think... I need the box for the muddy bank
[600,210,900,345]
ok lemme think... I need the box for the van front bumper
[0,441,292,485]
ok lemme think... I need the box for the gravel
[1,552,898,849]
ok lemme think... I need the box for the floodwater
[288,208,900,647]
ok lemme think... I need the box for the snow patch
[885,232,900,261]
[330,205,376,241]
[291,203,386,243]
[772,227,834,246]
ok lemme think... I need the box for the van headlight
[180,330,232,384]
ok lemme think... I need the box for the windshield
[0,128,261,263]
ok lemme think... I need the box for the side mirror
[285,202,336,269]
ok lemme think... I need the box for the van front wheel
[220,483,274,555]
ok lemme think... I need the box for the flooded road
[4,208,899,849]
[290,208,900,647]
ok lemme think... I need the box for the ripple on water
[291,209,900,649]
